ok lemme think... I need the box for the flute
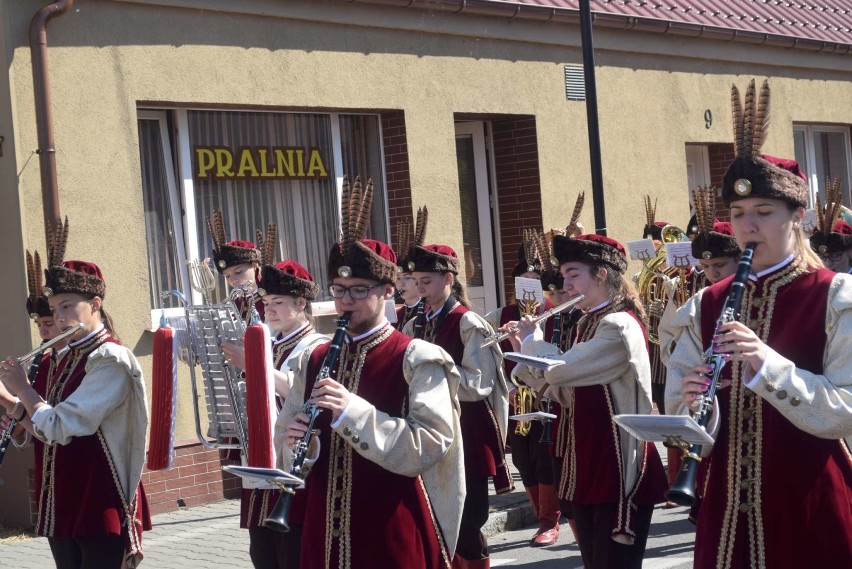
[0,323,83,467]
[482,295,585,348]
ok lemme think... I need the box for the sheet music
[503,352,565,371]
[222,465,305,488]
[665,242,699,269]
[510,411,558,422]
[626,239,656,261]
[612,414,715,445]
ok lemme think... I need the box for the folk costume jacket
[515,303,666,544]
[664,260,852,569]
[30,328,150,567]
[274,324,465,566]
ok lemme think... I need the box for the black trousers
[509,424,554,487]
[48,535,125,569]
[572,502,654,569]
[248,524,302,569]
[455,475,489,560]
[651,382,667,416]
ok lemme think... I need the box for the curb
[483,501,537,537]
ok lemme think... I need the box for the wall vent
[564,65,585,101]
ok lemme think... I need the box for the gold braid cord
[339,176,374,255]
[207,210,227,253]
[693,186,717,234]
[46,217,69,268]
[26,250,43,298]
[256,223,278,266]
[566,192,585,236]
[732,79,770,159]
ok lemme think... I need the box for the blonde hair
[795,227,825,271]
[597,265,648,325]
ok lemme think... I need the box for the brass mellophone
[0,323,84,467]
[482,295,586,348]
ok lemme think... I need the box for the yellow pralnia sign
[194,146,329,180]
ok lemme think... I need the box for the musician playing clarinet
[407,241,511,569]
[506,234,667,569]
[666,80,852,569]
[277,177,465,568]
[0,220,151,568]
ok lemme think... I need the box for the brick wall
[141,442,241,516]
[708,143,735,221]
[382,110,413,248]
[491,117,544,304]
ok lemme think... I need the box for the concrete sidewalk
[1,454,535,568]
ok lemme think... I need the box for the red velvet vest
[694,264,852,569]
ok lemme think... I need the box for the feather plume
[566,192,585,235]
[731,84,744,158]
[47,217,69,267]
[522,228,538,270]
[751,80,770,155]
[741,79,757,158]
[393,217,413,260]
[815,192,826,233]
[643,195,657,228]
[693,186,716,235]
[414,206,428,247]
[339,176,352,253]
[207,210,227,252]
[826,178,844,229]
[256,223,277,266]
[534,229,554,273]
[26,250,43,298]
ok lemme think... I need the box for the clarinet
[412,299,426,339]
[264,312,352,532]
[665,243,757,506]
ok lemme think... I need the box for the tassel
[244,324,275,469]
[147,324,178,471]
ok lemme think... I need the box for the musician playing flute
[224,260,326,569]
[0,220,151,568]
[507,234,667,569]
[406,242,511,569]
[0,251,65,451]
[485,237,560,548]
[277,176,465,568]
[665,80,852,569]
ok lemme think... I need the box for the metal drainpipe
[29,0,74,241]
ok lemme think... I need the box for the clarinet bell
[538,420,552,445]
[664,456,699,507]
[264,490,294,533]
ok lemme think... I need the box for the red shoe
[532,524,559,546]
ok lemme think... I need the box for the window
[793,124,852,207]
[138,108,389,317]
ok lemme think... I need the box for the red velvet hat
[721,80,809,209]
[25,250,52,319]
[207,211,262,273]
[327,176,399,284]
[553,234,628,274]
[690,186,741,260]
[259,260,319,300]
[407,244,460,275]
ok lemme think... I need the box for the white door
[454,122,498,315]
[685,145,711,206]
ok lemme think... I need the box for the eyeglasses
[328,283,383,300]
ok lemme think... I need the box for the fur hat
[25,250,52,319]
[720,80,809,209]
[259,260,319,300]
[690,186,741,260]
[686,214,699,238]
[41,218,107,299]
[328,176,398,284]
[540,270,564,292]
[810,179,852,255]
[553,234,628,274]
[394,206,428,273]
[407,244,460,275]
[207,211,266,273]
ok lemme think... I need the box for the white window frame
[793,124,852,207]
[147,108,389,328]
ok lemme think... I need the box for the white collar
[349,319,388,342]
[587,299,612,313]
[68,324,105,347]
[749,255,795,281]
[274,322,310,345]
[404,300,421,309]
[426,305,444,321]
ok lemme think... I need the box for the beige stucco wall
[0,0,850,455]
